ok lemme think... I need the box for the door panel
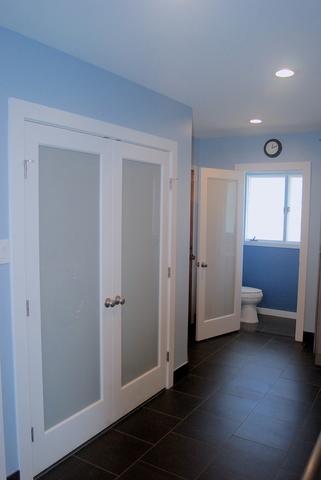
[39,146,101,430]
[25,123,114,475]
[121,159,161,385]
[113,142,169,418]
[196,168,244,341]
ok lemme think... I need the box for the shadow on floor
[256,314,296,338]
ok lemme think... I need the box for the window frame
[244,171,303,248]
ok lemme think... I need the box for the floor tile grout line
[112,428,154,446]
[115,383,230,478]
[73,454,120,477]
[140,460,188,479]
[143,405,185,420]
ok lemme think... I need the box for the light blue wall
[0,27,192,475]
[243,246,299,312]
[193,132,321,331]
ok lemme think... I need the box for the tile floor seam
[111,389,220,480]
[107,430,180,478]
[72,454,119,477]
[139,460,188,479]
[112,428,154,446]
[232,431,292,455]
[188,333,243,369]
[143,405,187,420]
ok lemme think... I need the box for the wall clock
[264,139,282,158]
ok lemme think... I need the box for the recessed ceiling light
[250,119,262,124]
[275,68,295,78]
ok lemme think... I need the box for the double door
[25,123,170,475]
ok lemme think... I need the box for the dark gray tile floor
[256,314,296,337]
[39,331,321,480]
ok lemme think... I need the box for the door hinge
[168,267,171,278]
[169,177,178,190]
[24,159,34,179]
[26,299,30,317]
[166,351,170,362]
[24,159,28,179]
[31,427,34,443]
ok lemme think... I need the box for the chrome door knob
[104,297,115,308]
[115,295,125,305]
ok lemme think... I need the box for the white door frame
[9,98,177,480]
[236,162,311,342]
[0,366,6,480]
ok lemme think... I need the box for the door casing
[0,366,6,480]
[236,162,311,343]
[9,98,178,480]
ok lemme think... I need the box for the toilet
[241,286,263,324]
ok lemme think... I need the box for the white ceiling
[1,0,321,137]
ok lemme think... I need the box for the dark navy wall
[242,246,299,312]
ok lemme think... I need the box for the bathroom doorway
[237,162,310,341]
[190,162,310,344]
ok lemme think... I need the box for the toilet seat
[241,286,262,296]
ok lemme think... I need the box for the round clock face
[264,139,282,158]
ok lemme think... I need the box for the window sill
[244,241,300,249]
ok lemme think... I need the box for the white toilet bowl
[241,286,263,324]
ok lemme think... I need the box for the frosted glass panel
[121,160,160,386]
[205,178,237,319]
[287,175,302,242]
[39,146,100,430]
[245,176,285,241]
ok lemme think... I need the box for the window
[245,173,303,245]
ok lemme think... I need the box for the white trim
[257,308,297,319]
[0,366,6,480]
[236,161,311,342]
[9,98,178,479]
[244,241,300,249]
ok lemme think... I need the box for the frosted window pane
[246,176,285,241]
[39,146,100,431]
[205,178,237,319]
[287,175,302,242]
[121,160,160,386]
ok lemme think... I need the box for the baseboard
[7,471,20,480]
[174,362,189,383]
[257,308,296,319]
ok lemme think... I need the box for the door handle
[201,262,208,268]
[115,295,126,305]
[105,297,116,308]
[105,296,126,308]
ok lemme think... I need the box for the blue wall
[243,246,299,311]
[0,27,192,475]
[193,133,321,333]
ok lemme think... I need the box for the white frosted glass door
[196,168,244,341]
[113,142,169,418]
[25,123,113,476]
[121,159,161,385]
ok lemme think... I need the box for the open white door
[196,168,244,341]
